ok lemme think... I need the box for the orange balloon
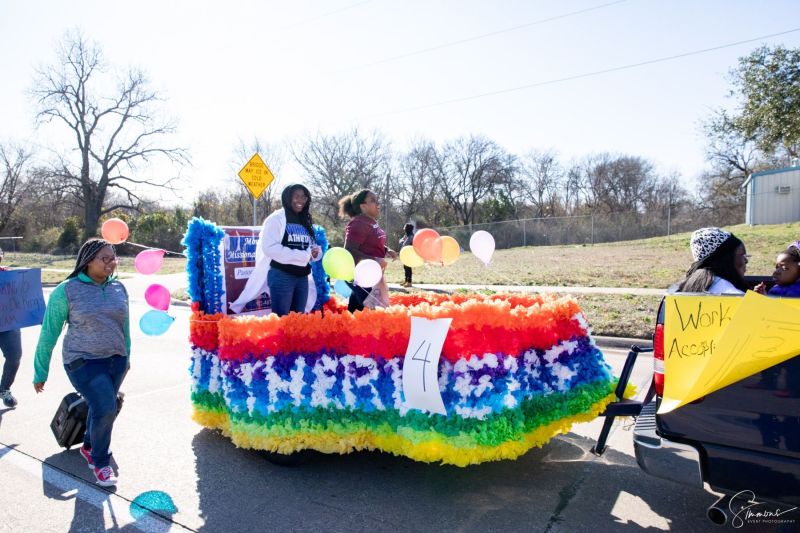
[101,218,129,245]
[440,236,460,265]
[413,228,442,262]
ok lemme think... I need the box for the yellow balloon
[399,245,424,268]
[440,236,460,266]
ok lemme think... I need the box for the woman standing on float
[231,184,321,316]
[338,189,397,312]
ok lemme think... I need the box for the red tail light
[653,322,665,396]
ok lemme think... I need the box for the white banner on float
[402,316,451,415]
[219,226,271,316]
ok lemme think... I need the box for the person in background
[229,184,322,317]
[338,189,398,311]
[755,241,800,297]
[33,238,130,487]
[0,246,22,408]
[676,227,749,294]
[398,223,415,287]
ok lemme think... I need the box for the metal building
[743,166,800,225]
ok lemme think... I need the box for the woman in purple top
[338,189,397,312]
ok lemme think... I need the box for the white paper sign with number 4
[402,316,452,415]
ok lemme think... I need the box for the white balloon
[353,259,382,288]
[469,230,495,265]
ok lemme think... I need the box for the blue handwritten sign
[0,269,46,331]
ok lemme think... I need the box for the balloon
[145,283,171,311]
[440,236,461,266]
[413,228,442,262]
[134,248,166,275]
[469,230,495,265]
[399,245,424,268]
[101,218,129,245]
[139,310,175,336]
[353,259,382,288]
[333,279,352,298]
[322,247,355,281]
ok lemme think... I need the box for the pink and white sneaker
[79,446,94,469]
[93,466,117,487]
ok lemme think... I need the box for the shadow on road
[41,450,175,532]
[191,428,711,532]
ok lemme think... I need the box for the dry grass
[6,222,798,338]
[383,222,800,288]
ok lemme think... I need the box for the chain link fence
[434,206,745,250]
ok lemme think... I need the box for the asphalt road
[0,281,723,533]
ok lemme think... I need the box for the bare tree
[436,135,514,226]
[32,30,187,240]
[293,128,390,224]
[702,109,761,176]
[395,138,441,224]
[519,150,562,217]
[0,142,34,233]
[575,153,658,215]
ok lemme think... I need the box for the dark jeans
[0,329,22,391]
[346,282,372,313]
[64,355,128,469]
[403,266,413,283]
[268,268,309,317]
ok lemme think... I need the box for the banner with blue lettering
[220,226,271,316]
[0,268,46,332]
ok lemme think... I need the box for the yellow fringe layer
[192,392,616,466]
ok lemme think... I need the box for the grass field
[5,222,798,338]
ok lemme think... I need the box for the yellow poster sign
[660,292,800,414]
[237,153,274,199]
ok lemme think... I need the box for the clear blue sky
[2,0,799,203]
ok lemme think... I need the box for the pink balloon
[145,283,171,311]
[134,249,166,275]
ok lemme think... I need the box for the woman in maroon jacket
[338,189,397,312]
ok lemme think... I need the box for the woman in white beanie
[676,227,749,294]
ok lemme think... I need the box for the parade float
[183,218,620,466]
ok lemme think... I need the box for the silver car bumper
[633,402,704,487]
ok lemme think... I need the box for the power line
[328,0,628,76]
[379,27,800,117]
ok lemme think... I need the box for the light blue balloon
[334,279,352,298]
[139,310,175,336]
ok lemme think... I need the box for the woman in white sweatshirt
[231,184,321,316]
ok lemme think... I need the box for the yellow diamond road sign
[238,153,274,199]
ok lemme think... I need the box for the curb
[594,335,652,350]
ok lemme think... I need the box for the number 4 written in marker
[411,340,432,391]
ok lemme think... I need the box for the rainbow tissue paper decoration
[184,218,618,466]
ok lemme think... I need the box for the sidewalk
[386,282,665,296]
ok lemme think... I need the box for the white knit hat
[690,227,732,262]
